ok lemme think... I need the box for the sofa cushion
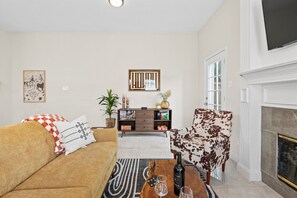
[0,122,56,197]
[16,141,117,198]
[55,115,95,155]
[2,187,91,198]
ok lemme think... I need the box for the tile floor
[118,131,283,198]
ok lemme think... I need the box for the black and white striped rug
[102,158,218,198]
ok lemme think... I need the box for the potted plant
[159,90,171,109]
[98,89,119,128]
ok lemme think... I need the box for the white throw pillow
[55,115,96,155]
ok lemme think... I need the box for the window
[204,49,226,110]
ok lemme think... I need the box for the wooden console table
[117,108,172,137]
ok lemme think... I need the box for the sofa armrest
[92,128,118,144]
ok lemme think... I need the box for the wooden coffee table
[140,159,207,198]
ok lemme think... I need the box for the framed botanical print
[23,70,46,103]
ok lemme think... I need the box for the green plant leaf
[97,89,119,118]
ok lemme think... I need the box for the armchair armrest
[200,135,231,168]
[92,128,118,144]
[184,136,230,172]
[169,126,194,138]
[169,126,194,154]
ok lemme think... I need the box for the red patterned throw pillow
[22,114,67,154]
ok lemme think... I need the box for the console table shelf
[117,108,172,137]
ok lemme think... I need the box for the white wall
[0,31,12,125]
[197,0,240,161]
[6,32,198,128]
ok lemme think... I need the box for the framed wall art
[23,70,46,103]
[128,69,160,91]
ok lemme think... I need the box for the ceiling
[0,0,224,32]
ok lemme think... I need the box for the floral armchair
[170,108,233,184]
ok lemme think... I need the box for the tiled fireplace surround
[239,61,297,197]
[262,107,297,198]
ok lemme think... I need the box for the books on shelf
[120,110,136,120]
[156,110,169,120]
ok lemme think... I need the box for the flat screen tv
[262,0,297,50]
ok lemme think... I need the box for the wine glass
[156,175,167,184]
[179,186,193,198]
[154,175,168,197]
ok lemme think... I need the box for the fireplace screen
[277,134,297,190]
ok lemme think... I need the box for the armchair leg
[222,162,226,172]
[206,172,211,185]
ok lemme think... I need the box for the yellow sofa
[0,121,118,198]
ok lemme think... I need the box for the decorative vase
[106,118,116,128]
[160,100,170,109]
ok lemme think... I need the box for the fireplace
[277,134,297,190]
[261,107,297,198]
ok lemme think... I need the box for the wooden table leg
[222,161,226,172]
[206,171,211,185]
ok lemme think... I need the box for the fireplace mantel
[238,60,297,183]
[240,60,297,85]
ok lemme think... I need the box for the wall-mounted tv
[262,0,297,50]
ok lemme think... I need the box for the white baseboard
[230,153,239,163]
[237,163,262,181]
[237,162,250,179]
[250,170,262,181]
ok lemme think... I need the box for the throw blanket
[22,114,67,154]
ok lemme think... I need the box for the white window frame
[204,48,227,110]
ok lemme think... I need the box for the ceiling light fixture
[109,0,124,8]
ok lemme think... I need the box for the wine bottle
[174,152,185,195]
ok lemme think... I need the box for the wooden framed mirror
[128,69,160,91]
